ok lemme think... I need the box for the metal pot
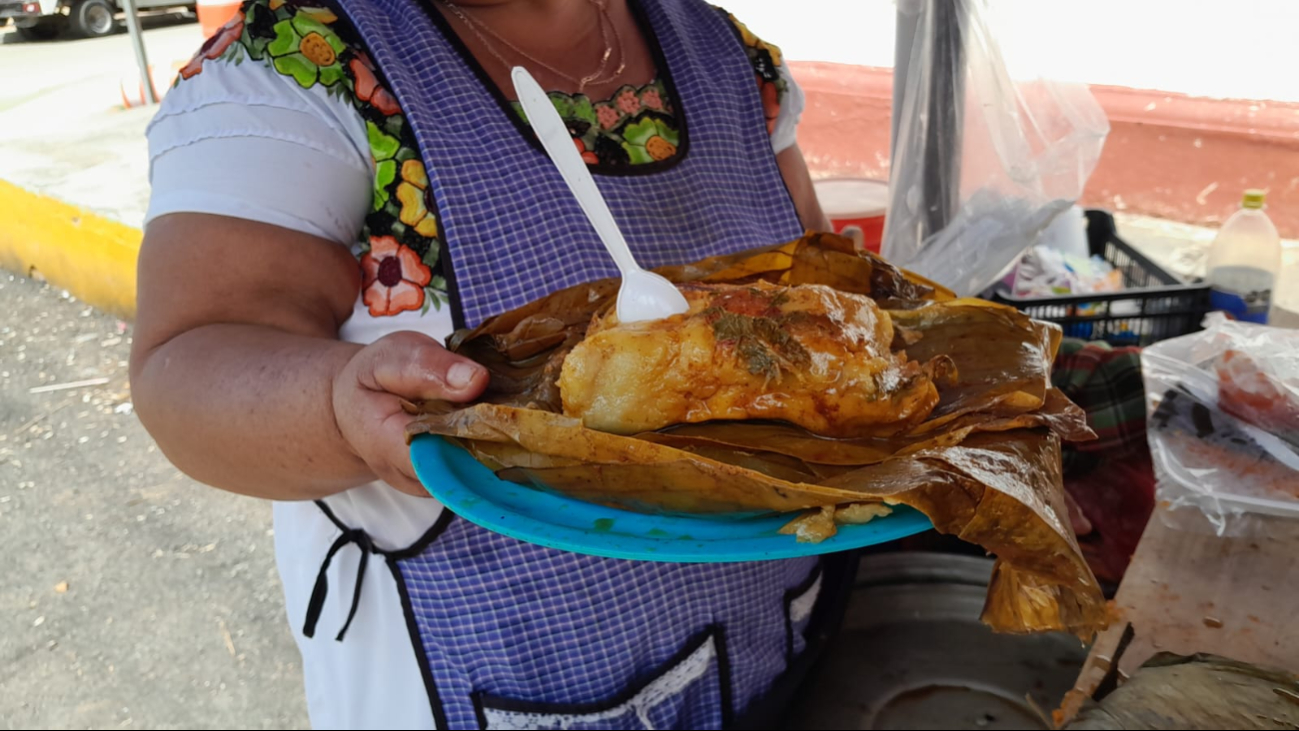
[785,553,1087,730]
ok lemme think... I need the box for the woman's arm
[776,143,831,233]
[129,213,486,501]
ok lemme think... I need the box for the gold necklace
[440,0,627,93]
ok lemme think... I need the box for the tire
[69,0,117,38]
[15,15,67,40]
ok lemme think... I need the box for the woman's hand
[333,332,487,497]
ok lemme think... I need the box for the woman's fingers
[357,331,488,402]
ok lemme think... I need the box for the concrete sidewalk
[0,21,204,318]
[1,104,154,230]
[0,20,203,228]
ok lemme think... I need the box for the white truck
[1,0,193,40]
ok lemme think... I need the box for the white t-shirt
[145,48,806,731]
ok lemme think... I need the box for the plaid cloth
[1052,338,1155,587]
[1053,338,1149,457]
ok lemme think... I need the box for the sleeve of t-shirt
[145,58,373,247]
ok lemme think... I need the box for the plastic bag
[882,0,1110,296]
[1141,313,1299,536]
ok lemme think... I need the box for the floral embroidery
[640,86,664,111]
[499,10,790,167]
[596,104,621,130]
[367,120,401,211]
[350,51,400,115]
[178,11,245,79]
[574,138,599,165]
[615,87,641,115]
[396,160,440,238]
[512,80,677,169]
[361,236,432,316]
[622,115,679,163]
[176,0,449,316]
[266,12,347,88]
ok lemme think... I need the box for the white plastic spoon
[511,66,689,323]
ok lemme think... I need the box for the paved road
[0,15,202,111]
[0,272,308,730]
[0,16,203,227]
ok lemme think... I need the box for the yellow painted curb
[0,178,141,320]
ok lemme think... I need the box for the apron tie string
[303,528,375,643]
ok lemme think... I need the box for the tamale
[559,280,942,438]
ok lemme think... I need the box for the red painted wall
[790,62,1299,238]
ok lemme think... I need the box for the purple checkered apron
[310,0,856,727]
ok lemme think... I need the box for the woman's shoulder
[167,0,432,242]
[705,4,793,136]
[711,5,786,71]
[174,0,399,115]
[163,0,450,320]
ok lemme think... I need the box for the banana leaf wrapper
[407,234,1106,637]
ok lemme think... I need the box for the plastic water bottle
[1207,190,1282,324]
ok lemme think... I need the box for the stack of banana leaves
[408,233,1108,638]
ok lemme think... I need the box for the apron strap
[304,527,376,642]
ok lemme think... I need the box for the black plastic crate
[987,210,1211,347]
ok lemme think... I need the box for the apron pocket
[472,626,731,730]
[783,565,824,663]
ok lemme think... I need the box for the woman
[131,0,846,727]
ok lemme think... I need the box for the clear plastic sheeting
[1142,313,1299,536]
[882,0,1110,297]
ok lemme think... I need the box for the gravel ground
[0,272,308,730]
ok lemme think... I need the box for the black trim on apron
[310,500,457,728]
[306,500,457,640]
[389,556,452,730]
[716,624,735,728]
[323,0,467,329]
[314,498,458,559]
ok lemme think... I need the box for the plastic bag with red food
[1217,348,1299,444]
[1141,313,1299,535]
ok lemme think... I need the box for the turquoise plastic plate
[410,434,932,562]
